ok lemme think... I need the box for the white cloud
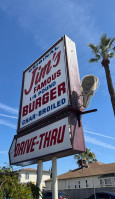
[0,119,17,129]
[84,130,115,140]
[0,113,18,119]
[0,0,98,49]
[0,103,18,115]
[0,103,18,128]
[85,135,115,150]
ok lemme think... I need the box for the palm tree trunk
[102,61,115,116]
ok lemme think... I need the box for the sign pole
[37,160,43,199]
[52,156,58,199]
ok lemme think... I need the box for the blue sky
[0,0,115,175]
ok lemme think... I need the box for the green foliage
[0,166,32,199]
[74,148,97,167]
[88,33,115,62]
[27,181,42,199]
[89,58,99,63]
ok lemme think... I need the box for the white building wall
[58,180,66,190]
[45,176,103,190]
[19,170,50,188]
[113,177,115,186]
[42,174,51,188]
[100,176,115,187]
[19,172,37,184]
[45,181,52,190]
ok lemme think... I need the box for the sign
[9,36,85,166]
[17,35,82,132]
[9,117,72,165]
[9,114,86,166]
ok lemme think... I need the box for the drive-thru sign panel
[9,114,85,166]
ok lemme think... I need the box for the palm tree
[74,148,97,168]
[88,33,115,116]
[88,34,115,115]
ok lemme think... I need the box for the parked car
[85,192,115,199]
[43,191,70,199]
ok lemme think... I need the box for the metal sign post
[52,156,58,199]
[37,160,43,199]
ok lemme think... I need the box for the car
[85,192,115,199]
[42,191,70,199]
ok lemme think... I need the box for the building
[18,168,50,189]
[45,162,115,199]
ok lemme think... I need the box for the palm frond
[88,33,115,66]
[89,58,100,63]
[109,38,115,49]
[105,38,111,47]
[95,53,101,59]
[100,33,110,44]
[100,43,109,53]
[108,52,115,58]
[92,158,97,162]
[100,34,111,52]
[100,45,110,59]
[100,34,107,45]
[74,154,80,159]
[88,43,99,54]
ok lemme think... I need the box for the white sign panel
[19,39,69,130]
[10,117,72,165]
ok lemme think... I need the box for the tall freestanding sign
[9,35,86,199]
[9,35,85,166]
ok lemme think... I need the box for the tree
[88,33,115,116]
[0,166,32,199]
[74,148,97,168]
[27,181,42,199]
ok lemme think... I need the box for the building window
[104,178,112,186]
[86,180,88,188]
[78,181,80,188]
[25,173,29,180]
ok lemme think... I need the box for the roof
[18,168,50,174]
[46,162,115,181]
